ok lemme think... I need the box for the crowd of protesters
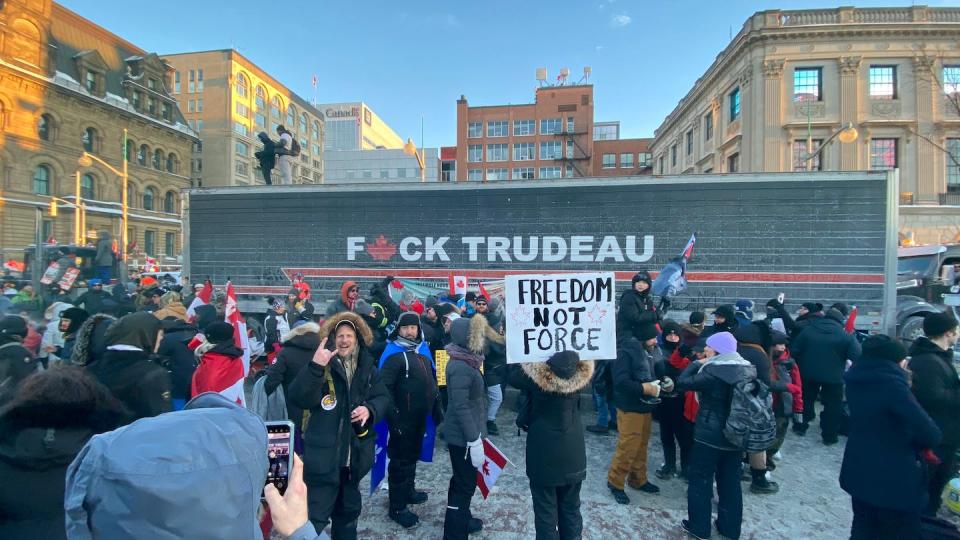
[0,266,958,540]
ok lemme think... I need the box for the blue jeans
[487,384,503,421]
[593,388,617,427]
[95,265,112,282]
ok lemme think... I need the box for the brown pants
[607,410,653,489]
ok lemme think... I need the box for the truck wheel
[899,316,925,343]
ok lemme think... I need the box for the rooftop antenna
[536,67,548,87]
[577,66,592,84]
[558,67,570,86]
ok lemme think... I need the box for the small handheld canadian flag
[476,438,511,499]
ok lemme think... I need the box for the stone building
[650,6,960,244]
[0,0,196,263]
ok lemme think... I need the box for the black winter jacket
[840,355,941,513]
[380,344,443,433]
[288,345,389,485]
[265,322,320,429]
[612,337,664,414]
[0,341,37,406]
[156,319,198,401]
[792,315,861,384]
[616,289,658,342]
[72,289,108,315]
[508,359,593,487]
[483,341,507,388]
[908,337,960,447]
[89,349,172,423]
[677,353,757,451]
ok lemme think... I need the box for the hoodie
[326,281,358,316]
[908,337,960,446]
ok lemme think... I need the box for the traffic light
[49,200,58,217]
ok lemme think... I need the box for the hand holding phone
[263,421,295,499]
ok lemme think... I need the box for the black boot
[750,468,780,494]
[389,508,420,529]
[408,490,428,505]
[443,507,469,540]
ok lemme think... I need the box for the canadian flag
[225,282,252,377]
[476,438,510,499]
[448,274,467,297]
[845,305,859,334]
[143,256,159,273]
[186,279,213,323]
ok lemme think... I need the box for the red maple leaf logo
[456,279,465,288]
[482,460,490,476]
[366,235,397,261]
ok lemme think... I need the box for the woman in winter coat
[191,322,245,403]
[153,291,188,322]
[841,335,941,540]
[766,331,803,469]
[0,367,127,540]
[508,351,593,540]
[68,313,115,368]
[265,321,321,430]
[443,316,489,540]
[288,311,390,539]
[88,311,172,423]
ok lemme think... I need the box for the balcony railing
[939,192,960,205]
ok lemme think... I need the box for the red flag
[681,233,696,260]
[186,279,213,322]
[478,281,491,300]
[476,438,510,499]
[844,306,858,334]
[225,282,252,376]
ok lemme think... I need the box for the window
[174,71,181,93]
[82,127,96,152]
[153,149,163,170]
[188,100,195,113]
[566,117,575,133]
[196,99,203,112]
[468,144,482,163]
[196,119,203,131]
[513,167,535,180]
[565,164,574,178]
[486,168,508,181]
[704,112,713,141]
[727,152,740,173]
[620,153,634,168]
[639,152,652,167]
[312,145,321,157]
[164,232,175,257]
[162,102,172,121]
[671,144,677,167]
[657,155,664,174]
[143,187,156,210]
[729,88,741,121]
[286,105,296,128]
[42,220,52,243]
[869,65,897,100]
[144,230,155,256]
[271,96,282,118]
[514,119,535,136]
[234,122,248,136]
[487,121,508,137]
[686,129,694,155]
[234,73,247,98]
[792,139,823,171]
[125,139,134,162]
[300,113,308,134]
[166,153,177,174]
[196,69,204,91]
[593,123,618,141]
[85,70,97,93]
[870,138,898,170]
[396,168,407,179]
[793,67,822,101]
[540,141,561,160]
[147,78,157,91]
[602,154,616,168]
[255,86,266,109]
[467,122,482,138]
[468,169,483,181]
[138,144,148,166]
[539,166,561,179]
[255,113,266,128]
[236,102,249,118]
[164,191,176,213]
[188,69,195,93]
[38,114,52,141]
[944,66,960,96]
[236,161,249,177]
[312,121,320,141]
[127,185,137,207]
[486,143,508,162]
[33,165,50,195]
[540,118,562,135]
[132,91,142,109]
[947,139,960,191]
[147,96,157,116]
[565,140,574,159]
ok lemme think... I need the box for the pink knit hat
[706,332,737,355]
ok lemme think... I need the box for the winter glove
[468,437,485,469]
[793,412,803,425]
[380,275,395,289]
[644,380,662,398]
[661,377,675,394]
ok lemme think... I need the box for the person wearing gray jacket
[93,231,113,282]
[443,316,488,540]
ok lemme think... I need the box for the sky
[60,0,958,148]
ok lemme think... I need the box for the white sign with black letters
[505,272,617,363]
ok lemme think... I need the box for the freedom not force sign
[505,272,617,363]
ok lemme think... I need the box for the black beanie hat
[61,307,90,335]
[632,271,652,286]
[435,303,456,319]
[465,292,477,303]
[636,323,659,342]
[714,304,736,321]
[689,311,706,325]
[802,302,824,314]
[662,321,682,337]
[397,311,421,328]
[771,330,789,346]
[862,334,907,363]
[546,350,580,380]
[204,321,235,344]
[0,315,28,340]
[924,311,959,338]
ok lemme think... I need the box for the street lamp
[78,128,129,281]
[804,122,859,166]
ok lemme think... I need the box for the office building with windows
[324,148,439,183]
[162,49,325,187]
[650,6,960,243]
[318,102,403,151]
[0,1,196,262]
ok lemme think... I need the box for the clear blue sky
[61,0,952,148]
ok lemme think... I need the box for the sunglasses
[348,287,359,292]
[476,302,487,306]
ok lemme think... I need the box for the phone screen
[264,421,294,498]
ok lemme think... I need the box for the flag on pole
[680,233,697,260]
[449,274,467,309]
[478,281,491,301]
[311,75,318,87]
[225,281,252,377]
[476,438,510,499]
[844,305,858,334]
[186,278,213,323]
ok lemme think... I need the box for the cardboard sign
[39,262,60,285]
[435,348,482,386]
[57,267,80,291]
[505,272,616,363]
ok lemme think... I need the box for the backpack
[288,137,301,157]
[723,377,776,452]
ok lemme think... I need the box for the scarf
[446,344,483,371]
[338,346,359,385]
[393,335,422,351]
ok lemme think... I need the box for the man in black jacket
[791,308,861,443]
[156,317,197,411]
[908,310,960,516]
[379,312,443,530]
[72,279,109,315]
[265,321,320,431]
[700,304,738,340]
[615,272,659,343]
[607,323,666,503]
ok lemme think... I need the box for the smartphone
[777,293,785,305]
[263,420,295,498]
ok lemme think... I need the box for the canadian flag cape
[186,279,213,323]
[476,438,510,499]
[194,281,251,406]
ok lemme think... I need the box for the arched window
[166,152,177,173]
[82,127,96,152]
[235,73,248,98]
[32,165,50,195]
[38,113,53,141]
[153,149,163,170]
[81,173,95,200]
[286,105,296,127]
[127,185,137,208]
[125,139,134,162]
[164,191,176,213]
[11,19,41,66]
[255,86,266,110]
[138,144,148,166]
[143,186,156,211]
[271,96,282,118]
[299,112,308,134]
[312,121,320,141]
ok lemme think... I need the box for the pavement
[343,390,866,540]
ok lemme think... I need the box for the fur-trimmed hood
[521,360,594,395]
[467,314,505,355]
[318,311,373,347]
[70,313,116,367]
[281,322,320,344]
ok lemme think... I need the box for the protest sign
[57,267,80,291]
[505,272,616,363]
[39,262,60,285]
